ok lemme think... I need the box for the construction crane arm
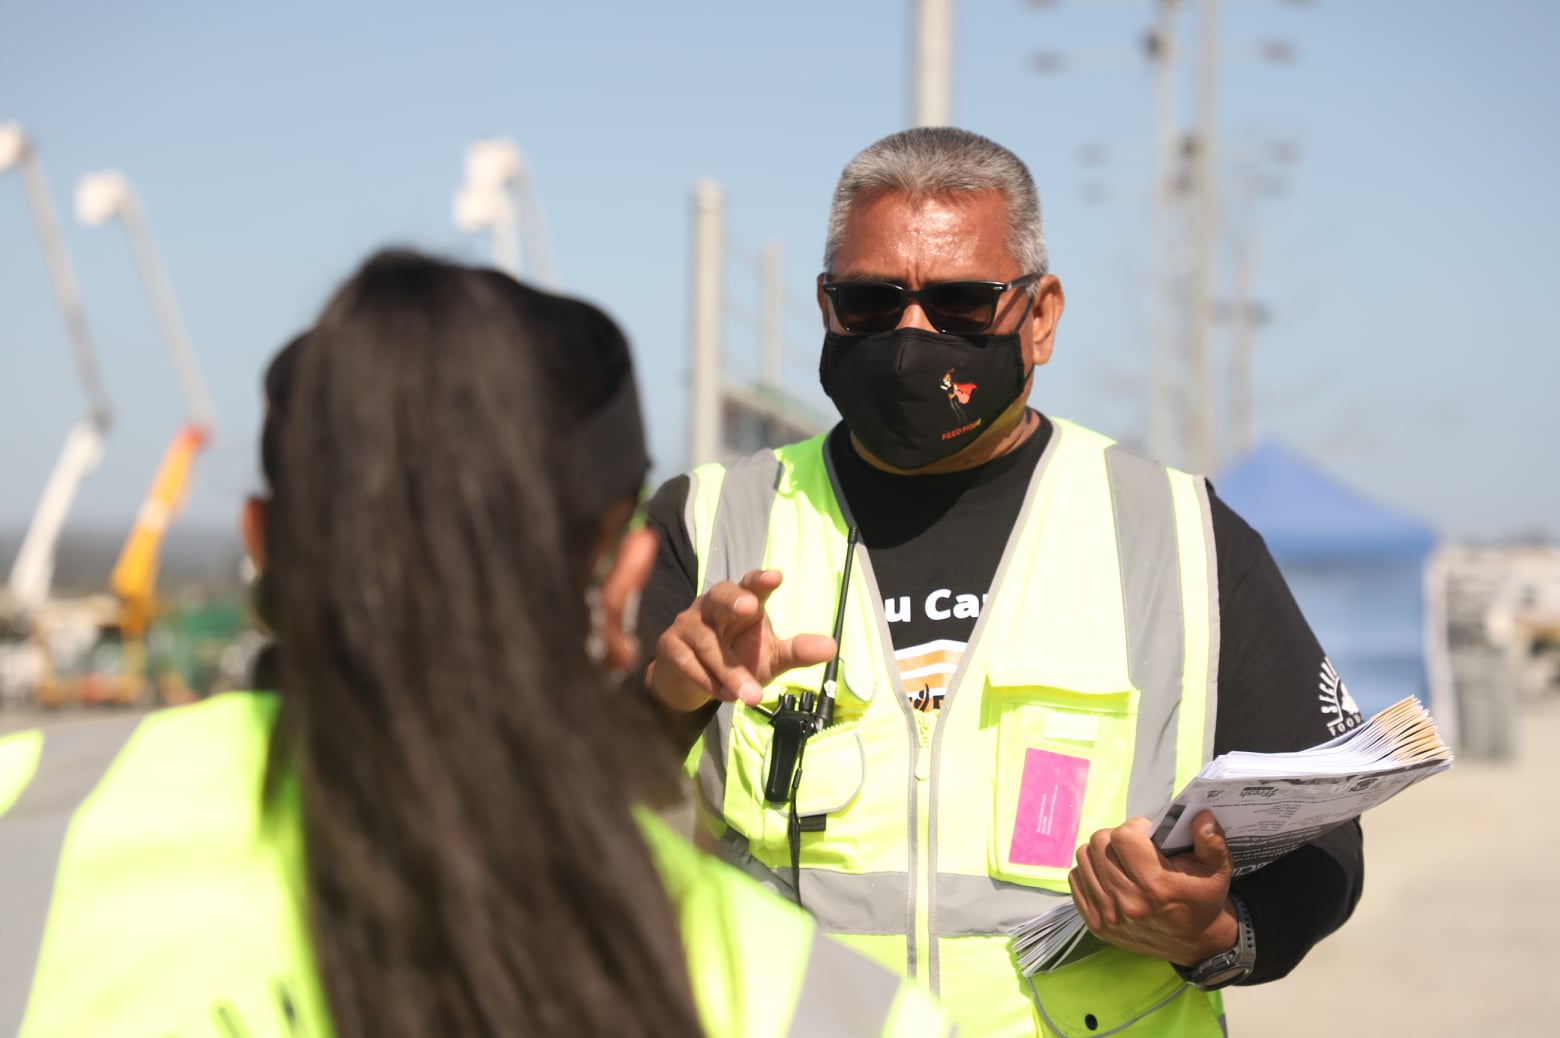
[110,424,209,639]
[1,122,113,617]
[77,172,215,432]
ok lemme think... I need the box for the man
[642,128,1363,1037]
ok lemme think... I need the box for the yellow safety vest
[0,693,950,1038]
[685,418,1226,1037]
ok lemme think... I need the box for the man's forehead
[847,186,1007,221]
[832,188,1016,277]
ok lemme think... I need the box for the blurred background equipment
[686,178,827,467]
[453,136,556,287]
[1026,0,1306,474]
[1429,545,1560,761]
[0,120,112,704]
[0,160,224,711]
[48,169,220,707]
[1218,442,1439,724]
[2,3,1553,752]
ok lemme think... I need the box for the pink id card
[1007,748,1090,868]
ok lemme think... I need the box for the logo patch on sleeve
[1318,657,1362,736]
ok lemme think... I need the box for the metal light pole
[911,0,956,126]
[1146,0,1185,463]
[1187,0,1221,473]
[77,171,216,432]
[762,241,785,389]
[1,122,111,617]
[1226,139,1292,457]
[689,180,725,467]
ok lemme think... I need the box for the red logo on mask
[940,370,976,404]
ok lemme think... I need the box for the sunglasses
[821,273,1041,335]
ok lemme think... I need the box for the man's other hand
[1068,811,1238,966]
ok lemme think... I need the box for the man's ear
[599,526,659,670]
[1025,274,1066,369]
[241,496,269,571]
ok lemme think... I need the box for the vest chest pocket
[724,704,868,869]
[985,667,1141,889]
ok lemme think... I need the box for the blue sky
[3,0,1556,547]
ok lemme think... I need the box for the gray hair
[822,127,1048,275]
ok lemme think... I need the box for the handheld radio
[759,525,860,803]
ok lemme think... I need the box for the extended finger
[738,568,785,603]
[698,580,766,635]
[770,633,837,679]
[670,611,763,705]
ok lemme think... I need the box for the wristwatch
[1173,894,1256,991]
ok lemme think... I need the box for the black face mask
[819,328,1027,471]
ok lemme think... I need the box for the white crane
[77,171,215,431]
[0,121,112,622]
[75,170,215,647]
[452,137,557,287]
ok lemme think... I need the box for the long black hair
[261,251,701,1037]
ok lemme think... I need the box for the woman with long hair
[0,251,948,1037]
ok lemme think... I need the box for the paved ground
[1224,696,1560,1035]
[0,702,149,735]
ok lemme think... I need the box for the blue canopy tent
[1216,442,1438,722]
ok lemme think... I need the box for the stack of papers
[1010,696,1453,976]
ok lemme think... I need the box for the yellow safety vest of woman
[684,418,1226,1038]
[0,693,949,1038]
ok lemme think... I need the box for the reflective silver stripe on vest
[694,451,784,829]
[1196,477,1221,763]
[0,714,143,1033]
[718,829,909,935]
[695,703,733,817]
[787,925,904,1038]
[1104,444,1188,822]
[698,451,783,594]
[934,873,1071,937]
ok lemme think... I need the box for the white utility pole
[1228,224,1261,459]
[689,180,725,467]
[912,0,956,126]
[1187,0,1221,473]
[1227,141,1287,459]
[1146,0,1185,464]
[77,171,216,432]
[761,241,784,389]
[1,122,111,616]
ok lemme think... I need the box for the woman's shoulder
[4,692,331,1038]
[1,692,280,818]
